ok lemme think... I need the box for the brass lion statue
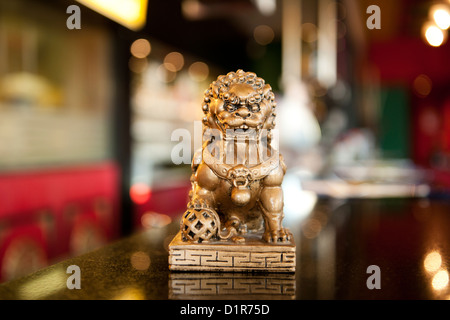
[180,70,290,244]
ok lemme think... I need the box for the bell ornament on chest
[231,184,252,206]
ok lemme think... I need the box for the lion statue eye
[226,104,235,112]
[250,104,260,112]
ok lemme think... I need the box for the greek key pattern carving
[169,249,295,271]
[169,274,295,299]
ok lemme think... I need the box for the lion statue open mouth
[180,69,290,244]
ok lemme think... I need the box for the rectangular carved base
[168,231,296,273]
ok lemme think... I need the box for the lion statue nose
[235,107,251,119]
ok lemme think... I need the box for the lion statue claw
[180,70,289,244]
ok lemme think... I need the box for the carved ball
[180,208,220,243]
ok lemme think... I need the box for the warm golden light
[424,24,446,47]
[434,9,450,29]
[424,251,442,273]
[254,0,277,16]
[182,0,203,20]
[432,269,449,290]
[18,268,67,299]
[113,287,146,300]
[188,62,209,82]
[130,39,151,58]
[76,0,147,31]
[430,4,450,30]
[253,25,275,45]
[163,52,184,72]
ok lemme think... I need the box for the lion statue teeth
[180,70,290,244]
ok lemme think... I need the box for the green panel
[250,42,282,92]
[379,87,410,159]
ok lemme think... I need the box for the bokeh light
[253,25,275,45]
[424,24,446,47]
[163,52,184,72]
[130,251,151,271]
[130,38,151,58]
[434,9,450,30]
[432,269,449,290]
[130,183,151,204]
[301,23,318,43]
[424,251,442,273]
[413,74,432,98]
[188,62,209,82]
[430,4,450,30]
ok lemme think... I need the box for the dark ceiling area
[142,0,281,72]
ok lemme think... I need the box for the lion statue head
[201,70,277,140]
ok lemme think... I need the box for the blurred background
[0,0,449,283]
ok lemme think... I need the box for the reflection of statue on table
[169,272,296,299]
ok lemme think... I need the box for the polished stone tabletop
[1,197,449,300]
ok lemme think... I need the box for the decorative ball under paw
[180,208,220,243]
